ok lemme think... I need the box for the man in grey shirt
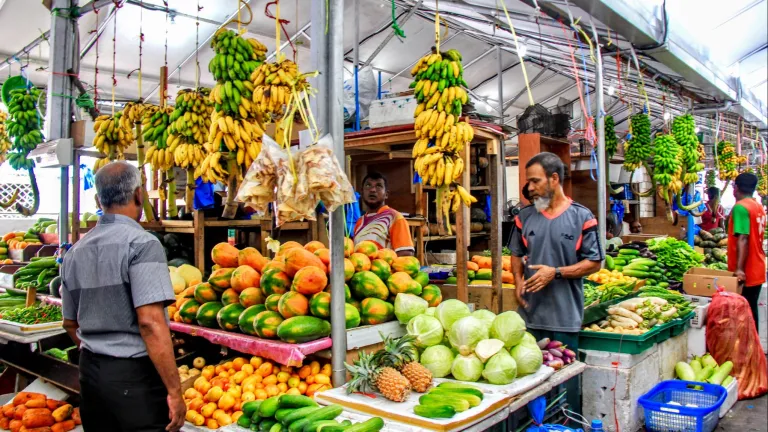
[61,161,185,431]
[509,152,602,413]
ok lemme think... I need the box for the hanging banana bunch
[672,114,704,185]
[207,109,264,171]
[0,111,11,165]
[716,140,738,181]
[251,59,309,119]
[623,113,652,171]
[92,112,134,170]
[194,148,229,184]
[604,115,618,159]
[168,88,214,169]
[5,86,45,215]
[120,102,154,130]
[142,106,175,171]
[757,163,768,197]
[410,48,476,235]
[652,134,682,203]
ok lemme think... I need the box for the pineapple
[345,351,412,402]
[374,333,433,393]
[344,351,378,395]
[375,366,412,402]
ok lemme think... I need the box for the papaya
[392,256,420,277]
[239,287,266,308]
[193,283,219,304]
[344,237,354,258]
[345,303,361,328]
[221,288,240,305]
[196,302,224,328]
[277,291,309,318]
[254,310,284,339]
[344,259,355,281]
[179,299,201,324]
[265,294,282,312]
[238,247,268,272]
[309,292,331,318]
[239,305,267,335]
[386,272,422,296]
[279,241,303,253]
[276,316,331,343]
[283,248,327,277]
[370,259,391,282]
[314,248,331,267]
[413,271,430,288]
[211,243,239,268]
[260,269,290,296]
[291,266,328,296]
[217,303,245,331]
[208,267,235,291]
[349,271,388,300]
[354,240,380,260]
[262,261,286,274]
[349,253,371,273]
[304,241,326,253]
[420,284,443,307]
[360,298,395,325]
[230,265,261,293]
[374,248,398,265]
[466,261,479,272]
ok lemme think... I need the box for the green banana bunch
[757,164,767,197]
[168,89,214,169]
[594,115,618,158]
[623,113,652,171]
[705,170,717,189]
[5,86,44,215]
[208,29,265,83]
[0,111,10,165]
[716,140,738,181]
[672,114,704,184]
[652,134,681,188]
[410,50,468,117]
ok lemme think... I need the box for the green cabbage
[475,338,505,363]
[482,349,518,384]
[489,311,526,348]
[451,353,484,382]
[447,316,489,356]
[510,339,543,376]
[425,307,436,317]
[471,309,497,331]
[394,293,428,324]
[436,299,471,331]
[406,315,444,348]
[420,345,455,378]
[518,332,538,348]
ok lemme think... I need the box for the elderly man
[61,161,184,432]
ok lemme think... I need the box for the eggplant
[563,349,576,359]
[537,338,550,349]
[545,340,563,350]
[619,244,641,250]
[549,349,563,358]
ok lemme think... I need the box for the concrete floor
[717,394,768,431]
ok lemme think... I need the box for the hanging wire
[139,0,144,98]
[195,0,201,88]
[92,3,100,107]
[435,0,440,52]
[498,0,534,106]
[266,1,294,61]
[111,1,119,116]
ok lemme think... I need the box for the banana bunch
[168,89,214,169]
[208,29,264,83]
[210,78,257,119]
[5,87,44,170]
[251,60,307,117]
[623,113,652,171]
[141,106,175,171]
[208,110,264,169]
[705,169,717,189]
[435,184,477,235]
[672,114,704,184]
[93,113,134,160]
[605,115,618,158]
[757,164,767,197]
[410,49,468,117]
[93,155,125,173]
[716,140,738,181]
[119,102,154,129]
[0,111,10,165]
[652,134,682,201]
[194,150,229,184]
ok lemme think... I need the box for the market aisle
[717,393,768,431]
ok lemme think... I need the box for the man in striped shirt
[61,161,184,431]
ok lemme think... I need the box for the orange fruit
[184,388,202,400]
[276,372,290,383]
[277,383,288,393]
[241,364,254,375]
[286,388,301,395]
[265,384,279,397]
[298,382,308,395]
[241,392,255,402]
[232,358,247,371]
[314,374,330,385]
[310,361,320,375]
[205,387,223,402]
[254,389,268,400]
[298,365,311,379]
[232,411,243,422]
[201,402,217,417]
[188,398,205,412]
[250,356,263,369]
[287,376,300,389]
[262,374,277,386]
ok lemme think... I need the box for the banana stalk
[628,162,656,198]
[221,154,239,219]
[166,169,178,218]
[15,168,39,217]
[135,123,156,222]
[185,168,195,211]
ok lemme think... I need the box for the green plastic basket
[580,310,694,354]
[582,291,640,325]
[1,76,33,106]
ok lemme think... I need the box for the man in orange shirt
[727,173,766,330]
[352,172,415,257]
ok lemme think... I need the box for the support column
[312,0,347,387]
[47,0,77,245]
[591,22,607,257]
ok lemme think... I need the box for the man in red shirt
[727,173,766,329]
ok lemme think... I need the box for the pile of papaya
[0,391,80,432]
[444,253,515,287]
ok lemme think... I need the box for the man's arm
[508,216,528,307]
[523,259,602,294]
[510,255,527,308]
[63,319,81,348]
[136,304,185,431]
[59,275,81,348]
[390,217,416,257]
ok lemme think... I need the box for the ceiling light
[517,43,527,58]
[663,112,671,120]
[607,84,615,96]
[695,126,700,133]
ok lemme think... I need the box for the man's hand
[515,285,528,309]
[522,265,556,294]
[166,393,186,431]
[734,269,747,284]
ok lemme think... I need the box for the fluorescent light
[695,126,700,133]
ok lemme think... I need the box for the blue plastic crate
[638,380,727,432]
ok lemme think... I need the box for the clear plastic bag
[275,145,316,226]
[304,134,355,212]
[235,135,283,215]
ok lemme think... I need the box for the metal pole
[79,3,123,59]
[48,0,76,245]
[363,0,424,67]
[312,0,348,388]
[591,20,607,257]
[0,32,51,73]
[496,46,504,123]
[354,0,360,130]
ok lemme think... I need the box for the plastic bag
[706,290,767,399]
[275,145,316,226]
[525,396,584,432]
[343,66,376,123]
[301,135,355,212]
[235,135,283,214]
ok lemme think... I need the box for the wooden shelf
[424,231,488,241]
[204,219,262,228]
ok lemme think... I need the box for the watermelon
[178,300,201,324]
[349,271,388,301]
[217,303,245,331]
[309,292,331,318]
[413,271,430,288]
[276,316,331,343]
[196,302,224,328]
[254,310,284,339]
[193,283,219,304]
[360,298,394,325]
[345,303,361,329]
[239,304,266,335]
[370,259,392,282]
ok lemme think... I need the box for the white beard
[534,196,551,212]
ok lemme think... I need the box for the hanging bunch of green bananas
[757,163,768,197]
[604,115,617,159]
[142,106,176,171]
[410,49,469,118]
[652,134,683,202]
[623,113,652,171]
[168,89,214,169]
[5,87,44,171]
[716,140,738,181]
[705,169,717,189]
[0,111,11,165]
[671,114,703,184]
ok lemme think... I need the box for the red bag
[706,290,767,399]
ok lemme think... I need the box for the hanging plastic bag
[342,66,377,123]
[194,178,215,210]
[275,145,316,226]
[525,396,584,432]
[706,289,767,399]
[235,134,284,215]
[298,134,356,212]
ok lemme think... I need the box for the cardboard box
[682,268,741,297]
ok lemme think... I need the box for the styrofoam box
[687,326,707,358]
[368,96,418,129]
[719,377,738,418]
[689,303,710,329]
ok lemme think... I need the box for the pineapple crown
[373,332,419,369]
[344,351,379,395]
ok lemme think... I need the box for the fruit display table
[506,361,586,414]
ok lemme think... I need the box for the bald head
[94,161,142,213]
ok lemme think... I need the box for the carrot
[50,422,75,432]
[0,417,10,429]
[13,406,27,421]
[8,419,21,432]
[21,408,54,428]
[69,410,79,426]
[2,233,15,242]
[22,401,45,410]
[3,404,15,418]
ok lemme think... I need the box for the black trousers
[79,349,169,432]
[742,285,763,335]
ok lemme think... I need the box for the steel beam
[364,0,423,67]
[0,32,51,73]
[503,60,554,111]
[79,1,123,59]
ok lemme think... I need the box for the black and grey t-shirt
[509,201,603,332]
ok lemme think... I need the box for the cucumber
[629,258,657,266]
[243,401,264,418]
[259,396,282,418]
[427,389,481,407]
[621,269,650,278]
[303,420,341,432]
[260,419,278,432]
[414,404,456,419]
[279,394,319,409]
[317,420,353,432]
[275,409,295,423]
[419,394,470,412]
[269,423,284,432]
[618,248,640,256]
[659,282,669,288]
[605,255,614,270]
[238,413,253,428]
[622,264,650,272]
[301,405,343,424]
[434,383,484,398]
[342,417,385,432]
[281,406,323,425]
[289,419,312,432]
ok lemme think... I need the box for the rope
[498,0,534,106]
[92,3,99,109]
[139,0,143,98]
[434,0,440,52]
[111,3,118,116]
[390,0,405,38]
[265,1,292,61]
[195,0,201,88]
[628,45,649,112]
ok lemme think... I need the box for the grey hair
[94,161,142,208]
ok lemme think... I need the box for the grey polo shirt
[509,201,603,332]
[61,213,175,358]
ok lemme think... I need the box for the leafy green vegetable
[647,237,704,281]
[0,304,62,324]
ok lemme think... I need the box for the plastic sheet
[168,322,332,367]
[525,396,584,432]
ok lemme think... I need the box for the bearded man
[509,152,602,414]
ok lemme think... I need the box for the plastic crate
[639,380,726,432]
[583,291,640,325]
[579,325,664,354]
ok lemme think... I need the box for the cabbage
[471,309,497,330]
[482,350,518,385]
[406,315,444,348]
[447,316,488,356]
[489,311,526,348]
[517,332,539,348]
[394,293,428,324]
[475,339,505,363]
[420,345,455,378]
[510,339,543,376]
[436,299,471,331]
[425,307,436,317]
[451,354,484,382]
